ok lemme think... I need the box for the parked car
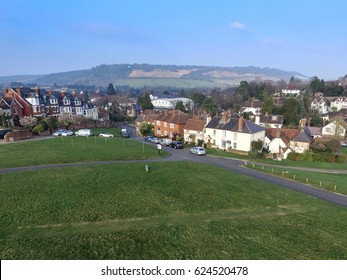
[121,131,130,138]
[169,141,183,149]
[144,136,153,142]
[190,146,206,155]
[150,137,160,143]
[75,129,93,136]
[99,132,114,137]
[61,130,74,136]
[160,138,173,146]
[0,129,12,139]
[53,129,67,136]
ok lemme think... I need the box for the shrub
[300,150,314,162]
[248,151,265,159]
[32,124,45,135]
[336,155,346,164]
[287,152,300,161]
[326,154,336,163]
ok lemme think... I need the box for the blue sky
[1,0,346,79]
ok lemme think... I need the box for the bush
[300,150,314,162]
[336,155,346,164]
[32,124,45,135]
[326,154,336,163]
[248,151,265,159]
[287,152,300,161]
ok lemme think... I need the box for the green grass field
[206,148,347,170]
[1,162,347,260]
[0,131,168,169]
[245,163,347,195]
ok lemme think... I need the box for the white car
[99,132,114,137]
[61,130,74,136]
[190,146,206,155]
[53,129,67,136]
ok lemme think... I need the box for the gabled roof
[240,99,262,108]
[266,128,300,145]
[206,116,265,134]
[259,114,283,124]
[157,110,189,124]
[292,129,312,143]
[184,119,206,131]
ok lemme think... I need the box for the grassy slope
[0,134,167,169]
[206,148,347,170]
[1,162,346,260]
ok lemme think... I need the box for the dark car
[121,131,130,138]
[144,136,153,142]
[169,141,183,149]
[0,129,12,139]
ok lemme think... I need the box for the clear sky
[1,0,346,80]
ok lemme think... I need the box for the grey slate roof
[206,116,265,134]
[291,129,312,143]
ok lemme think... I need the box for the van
[160,138,172,146]
[75,129,93,136]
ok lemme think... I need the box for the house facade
[205,113,265,152]
[153,110,189,138]
[330,97,347,112]
[310,98,328,114]
[183,118,207,144]
[2,87,98,122]
[322,120,346,138]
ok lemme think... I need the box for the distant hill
[1,64,309,88]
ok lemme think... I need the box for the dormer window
[63,97,70,105]
[50,98,57,104]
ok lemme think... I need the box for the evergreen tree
[141,93,154,110]
[175,100,186,112]
[261,90,274,114]
[283,98,299,126]
[107,83,116,96]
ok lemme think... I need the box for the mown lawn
[0,132,167,169]
[1,162,346,260]
[207,148,347,170]
[245,163,347,195]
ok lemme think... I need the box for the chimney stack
[221,111,227,123]
[238,116,244,132]
[255,115,260,125]
[275,129,281,138]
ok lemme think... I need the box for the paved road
[1,125,347,208]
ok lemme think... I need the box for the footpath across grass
[0,134,168,169]
[1,162,346,259]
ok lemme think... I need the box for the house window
[221,140,226,148]
[157,128,161,135]
[233,142,237,149]
[185,129,189,133]
[223,130,227,137]
[164,122,167,127]
[233,132,237,140]
[170,123,174,129]
[157,120,161,125]
[213,130,216,136]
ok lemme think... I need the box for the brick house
[153,110,189,138]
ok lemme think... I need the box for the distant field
[114,78,222,88]
[0,128,168,169]
[1,162,346,260]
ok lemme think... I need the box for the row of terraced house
[0,87,98,126]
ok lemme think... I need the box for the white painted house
[205,113,265,152]
[310,98,328,114]
[322,120,346,138]
[330,97,347,112]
